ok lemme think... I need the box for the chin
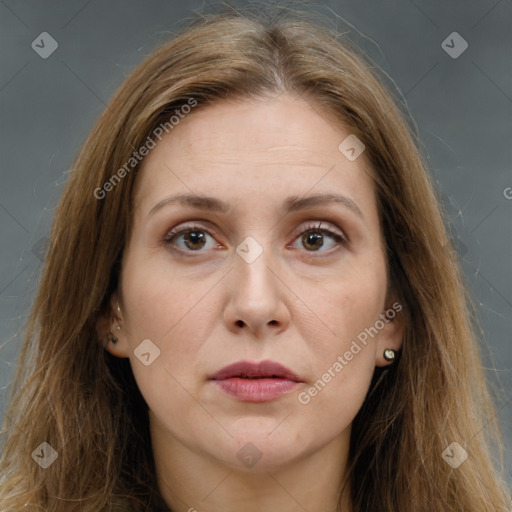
[209,424,311,473]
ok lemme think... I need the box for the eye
[163,223,219,253]
[163,221,347,255]
[290,221,346,253]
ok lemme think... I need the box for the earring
[383,348,396,362]
[116,301,122,330]
[108,330,118,344]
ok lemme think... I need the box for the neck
[150,416,352,512]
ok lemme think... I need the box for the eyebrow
[148,192,364,220]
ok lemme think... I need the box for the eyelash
[162,221,348,255]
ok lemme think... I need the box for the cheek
[300,260,386,358]
[293,261,385,419]
[298,359,375,443]
[121,251,215,341]
[120,253,219,402]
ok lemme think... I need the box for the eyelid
[290,220,348,244]
[162,222,219,246]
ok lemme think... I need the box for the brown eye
[164,224,218,252]
[291,222,346,253]
[182,230,207,250]
[301,231,325,251]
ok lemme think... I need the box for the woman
[0,5,510,511]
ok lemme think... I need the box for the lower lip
[211,378,300,402]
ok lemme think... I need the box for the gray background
[1,0,511,488]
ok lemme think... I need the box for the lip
[208,360,303,403]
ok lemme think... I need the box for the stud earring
[108,330,118,344]
[383,348,396,362]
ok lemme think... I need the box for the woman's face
[108,93,402,472]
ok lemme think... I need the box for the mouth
[208,360,303,403]
[209,359,302,381]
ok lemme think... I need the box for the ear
[374,299,404,367]
[95,292,130,358]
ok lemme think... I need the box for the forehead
[134,94,376,218]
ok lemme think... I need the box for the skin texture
[99,93,403,512]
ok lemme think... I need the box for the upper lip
[208,360,303,382]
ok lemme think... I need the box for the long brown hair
[1,4,510,511]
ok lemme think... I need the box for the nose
[223,241,291,339]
